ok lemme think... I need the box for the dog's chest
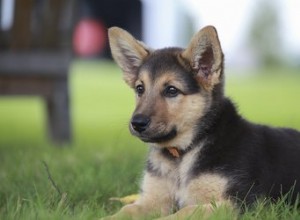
[148,146,199,182]
[148,147,229,208]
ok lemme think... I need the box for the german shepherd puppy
[105,26,300,219]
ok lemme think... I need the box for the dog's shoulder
[198,98,300,204]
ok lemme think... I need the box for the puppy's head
[109,26,224,149]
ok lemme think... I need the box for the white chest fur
[143,146,229,211]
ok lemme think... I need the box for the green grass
[0,61,299,219]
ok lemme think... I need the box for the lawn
[0,60,299,219]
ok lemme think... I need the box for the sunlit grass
[0,60,299,219]
[226,67,300,129]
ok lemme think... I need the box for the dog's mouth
[131,127,177,143]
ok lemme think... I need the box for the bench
[0,0,78,144]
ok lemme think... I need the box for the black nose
[131,114,150,133]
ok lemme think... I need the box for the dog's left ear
[108,27,150,87]
[182,26,223,91]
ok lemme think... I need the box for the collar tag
[167,147,180,158]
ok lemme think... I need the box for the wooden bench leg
[46,78,71,144]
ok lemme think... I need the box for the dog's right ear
[108,27,150,87]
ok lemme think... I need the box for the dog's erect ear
[108,27,150,87]
[182,26,223,91]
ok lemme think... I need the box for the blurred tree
[248,0,284,67]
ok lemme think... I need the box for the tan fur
[181,26,223,91]
[103,26,232,220]
[156,201,235,220]
[103,145,231,219]
[133,70,209,150]
[108,27,150,87]
[181,173,229,205]
[147,146,229,208]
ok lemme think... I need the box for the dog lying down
[102,26,300,219]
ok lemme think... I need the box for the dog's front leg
[101,172,174,219]
[156,201,235,220]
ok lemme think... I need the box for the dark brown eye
[135,85,144,96]
[164,86,179,98]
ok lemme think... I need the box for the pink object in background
[73,19,107,57]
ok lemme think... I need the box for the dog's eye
[164,86,179,98]
[135,85,144,96]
